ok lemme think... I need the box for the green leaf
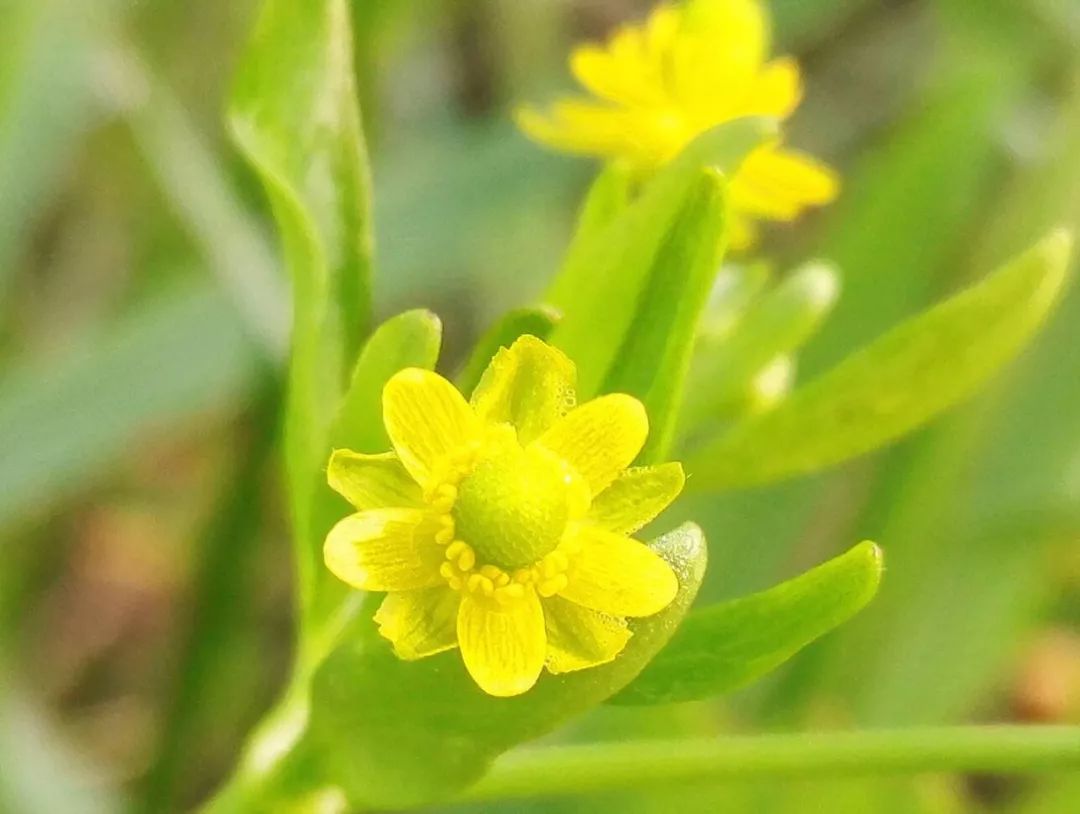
[228,0,374,626]
[800,74,1023,378]
[0,285,259,534]
[546,162,633,309]
[679,260,839,436]
[123,53,288,356]
[306,523,707,808]
[308,310,443,650]
[601,171,728,462]
[612,541,882,705]
[686,231,1073,491]
[548,117,774,398]
[331,309,442,454]
[457,305,561,396]
[0,0,113,312]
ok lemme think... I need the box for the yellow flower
[515,0,838,248]
[323,336,684,697]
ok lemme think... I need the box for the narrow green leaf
[457,305,561,396]
[0,285,258,534]
[801,75,1022,378]
[307,524,707,809]
[612,541,882,705]
[547,162,632,309]
[122,50,288,356]
[601,171,728,463]
[0,0,113,311]
[686,231,1073,491]
[679,261,839,435]
[548,117,774,398]
[228,0,374,625]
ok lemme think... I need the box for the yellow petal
[560,526,677,617]
[730,145,840,220]
[471,335,577,443]
[514,101,642,159]
[643,4,681,57]
[323,509,444,592]
[570,46,663,108]
[457,588,546,697]
[543,594,631,674]
[382,368,481,487]
[745,56,802,118]
[327,450,422,509]
[537,393,648,495]
[374,587,460,659]
[587,463,685,535]
[673,0,766,110]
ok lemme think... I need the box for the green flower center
[453,439,571,570]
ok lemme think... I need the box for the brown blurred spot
[1011,628,1080,723]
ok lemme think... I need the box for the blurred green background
[1,0,1078,812]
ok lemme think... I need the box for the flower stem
[461,726,1080,803]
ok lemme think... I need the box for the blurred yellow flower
[323,336,684,697]
[516,0,838,248]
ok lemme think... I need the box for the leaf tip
[407,308,444,333]
[859,538,884,568]
[852,539,884,598]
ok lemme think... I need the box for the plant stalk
[461,726,1080,803]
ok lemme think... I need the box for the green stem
[461,726,1080,803]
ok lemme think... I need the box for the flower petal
[536,393,648,495]
[515,100,635,156]
[327,450,422,510]
[457,588,546,697]
[745,56,802,118]
[560,526,678,617]
[730,145,840,221]
[543,595,631,674]
[382,368,481,487]
[374,587,461,659]
[471,335,577,443]
[587,463,685,535]
[672,0,766,109]
[324,509,444,592]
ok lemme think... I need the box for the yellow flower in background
[515,0,839,248]
[323,336,684,697]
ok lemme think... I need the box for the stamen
[467,573,496,596]
[537,574,568,597]
[435,516,456,546]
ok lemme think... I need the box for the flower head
[515,0,838,248]
[323,336,685,697]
